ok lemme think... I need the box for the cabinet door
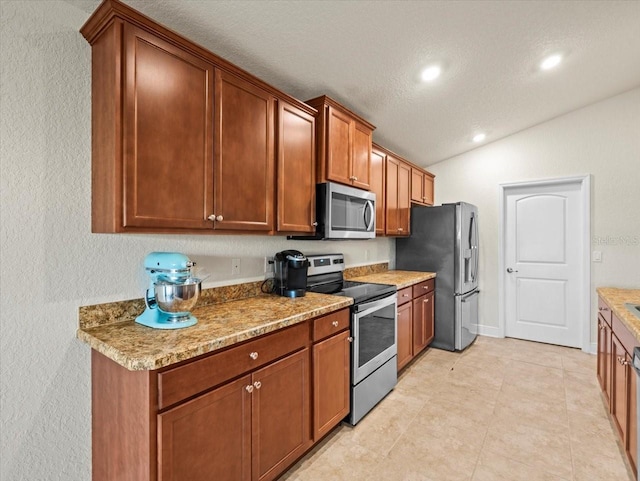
[410,168,424,204]
[627,351,638,475]
[326,106,352,186]
[313,331,350,440]
[397,301,413,371]
[214,70,274,231]
[597,315,611,406]
[423,173,434,206]
[351,121,371,190]
[385,156,399,235]
[397,160,411,236]
[370,147,386,235]
[277,101,316,233]
[611,333,628,440]
[158,375,252,481]
[123,24,214,230]
[252,349,311,481]
[423,291,435,346]
[412,293,434,355]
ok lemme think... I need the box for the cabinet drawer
[397,287,413,306]
[598,296,612,326]
[312,309,350,342]
[412,279,435,297]
[158,321,308,409]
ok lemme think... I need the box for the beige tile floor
[281,336,635,481]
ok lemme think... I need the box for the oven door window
[353,298,397,383]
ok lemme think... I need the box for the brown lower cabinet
[397,279,435,371]
[311,309,350,441]
[92,309,351,481]
[597,295,638,478]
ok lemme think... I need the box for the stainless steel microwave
[316,182,376,239]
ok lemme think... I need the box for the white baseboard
[476,324,503,338]
[587,342,597,355]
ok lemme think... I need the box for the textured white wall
[428,87,640,341]
[0,2,393,479]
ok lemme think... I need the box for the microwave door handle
[364,200,374,231]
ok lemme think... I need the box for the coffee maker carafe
[273,250,309,298]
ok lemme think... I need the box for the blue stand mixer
[136,252,202,329]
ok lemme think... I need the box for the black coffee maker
[273,250,309,298]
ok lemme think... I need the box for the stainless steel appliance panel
[455,289,479,350]
[348,356,397,425]
[352,294,398,384]
[396,203,479,351]
[455,202,479,295]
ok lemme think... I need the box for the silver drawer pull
[245,385,254,393]
[599,306,609,311]
[249,352,259,360]
[253,381,262,389]
[402,294,409,297]
[332,321,339,327]
[347,336,354,343]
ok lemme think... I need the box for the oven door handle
[354,293,397,316]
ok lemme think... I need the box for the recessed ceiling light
[540,54,562,71]
[421,65,441,82]
[472,133,486,143]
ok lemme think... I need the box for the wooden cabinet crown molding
[305,95,375,132]
[81,0,316,118]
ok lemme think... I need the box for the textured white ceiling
[70,0,640,166]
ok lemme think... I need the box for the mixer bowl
[154,278,201,315]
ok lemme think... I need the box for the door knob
[506,267,518,273]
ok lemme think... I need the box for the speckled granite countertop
[348,270,436,288]
[78,293,352,371]
[597,288,640,342]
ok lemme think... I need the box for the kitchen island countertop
[348,270,436,288]
[597,287,640,343]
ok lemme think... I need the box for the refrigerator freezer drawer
[455,289,479,350]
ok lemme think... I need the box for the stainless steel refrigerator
[396,202,479,351]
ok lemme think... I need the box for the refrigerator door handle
[461,290,480,302]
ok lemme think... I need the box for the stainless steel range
[306,253,398,425]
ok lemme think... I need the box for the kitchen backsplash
[79,262,389,329]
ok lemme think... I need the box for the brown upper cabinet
[411,167,435,206]
[81,0,316,235]
[277,101,317,233]
[370,146,386,235]
[306,96,375,191]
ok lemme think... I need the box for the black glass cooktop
[308,280,396,305]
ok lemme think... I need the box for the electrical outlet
[592,251,602,263]
[264,256,274,273]
[231,258,241,276]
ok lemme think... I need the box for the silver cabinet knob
[332,320,339,327]
[245,385,254,393]
[216,215,224,221]
[249,352,258,360]
[398,228,404,232]
[598,306,609,312]
[506,267,518,273]
[312,221,318,227]
[253,381,262,389]
[207,215,216,221]
[347,336,354,343]
[402,294,409,297]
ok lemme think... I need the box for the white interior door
[504,180,585,347]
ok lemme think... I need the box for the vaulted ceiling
[70,0,640,166]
